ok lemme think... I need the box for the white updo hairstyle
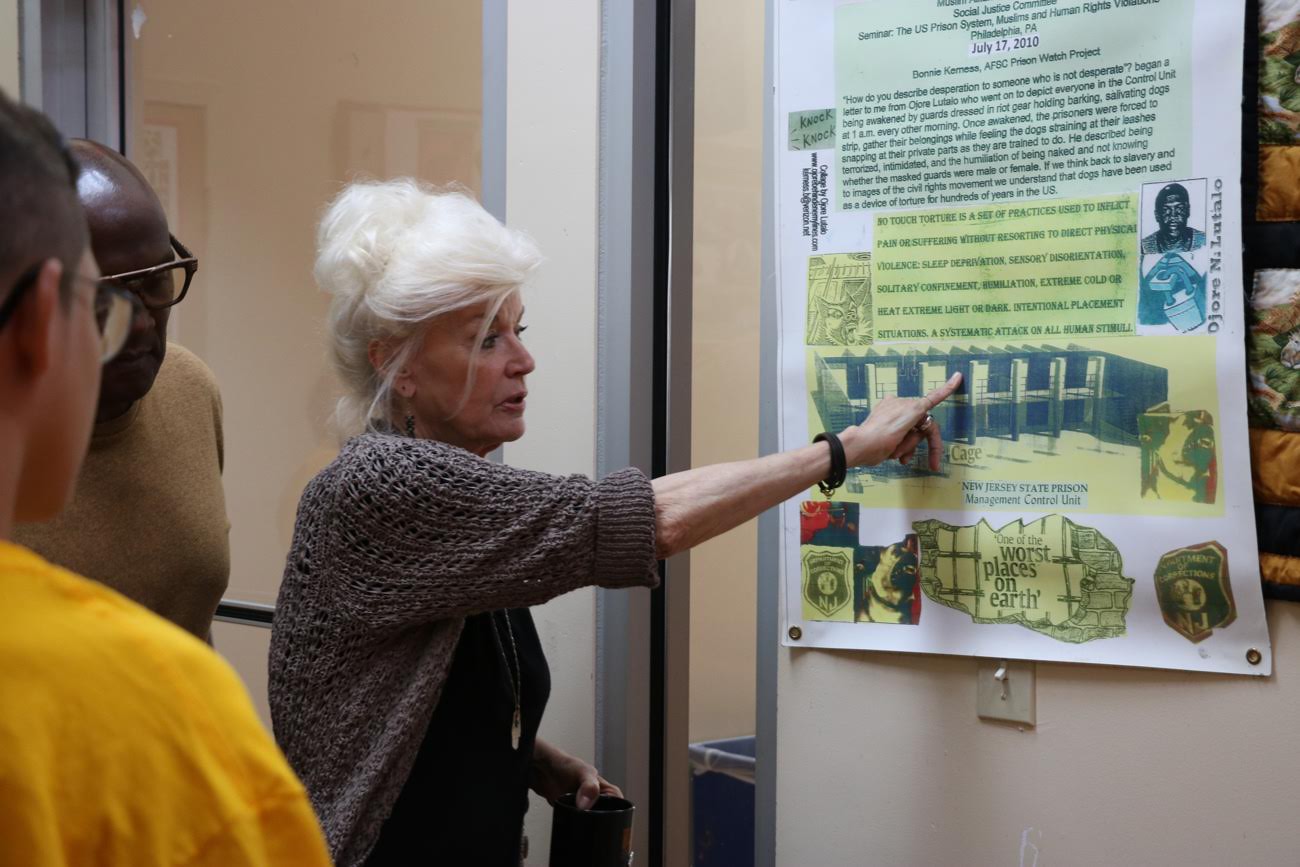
[315,179,542,436]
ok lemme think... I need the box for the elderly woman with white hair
[269,179,961,866]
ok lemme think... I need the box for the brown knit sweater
[268,432,659,867]
[12,343,229,640]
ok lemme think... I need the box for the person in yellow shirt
[0,91,331,866]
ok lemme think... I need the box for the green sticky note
[789,109,836,151]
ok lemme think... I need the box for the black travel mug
[548,793,635,867]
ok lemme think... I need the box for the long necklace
[489,610,523,750]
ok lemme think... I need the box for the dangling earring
[405,415,416,438]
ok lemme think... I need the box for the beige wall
[213,619,271,726]
[132,2,610,861]
[133,6,608,860]
[500,2,601,861]
[0,0,17,97]
[128,0,493,826]
[131,0,482,606]
[688,0,765,744]
[777,604,1300,865]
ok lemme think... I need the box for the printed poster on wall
[775,0,1272,674]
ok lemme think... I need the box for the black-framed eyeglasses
[98,234,199,310]
[1,262,137,363]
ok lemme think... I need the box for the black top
[367,609,551,866]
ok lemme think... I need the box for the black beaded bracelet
[812,432,847,498]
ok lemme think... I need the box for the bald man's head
[69,140,176,422]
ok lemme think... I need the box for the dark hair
[0,89,87,300]
[1154,182,1190,214]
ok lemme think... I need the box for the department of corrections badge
[802,546,854,621]
[1154,541,1237,643]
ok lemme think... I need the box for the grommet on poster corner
[788,626,803,641]
[1246,648,1263,665]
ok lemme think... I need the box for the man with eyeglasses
[13,138,230,642]
[1141,182,1207,255]
[0,91,330,865]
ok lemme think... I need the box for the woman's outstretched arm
[652,373,962,559]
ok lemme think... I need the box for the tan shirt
[14,343,230,639]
